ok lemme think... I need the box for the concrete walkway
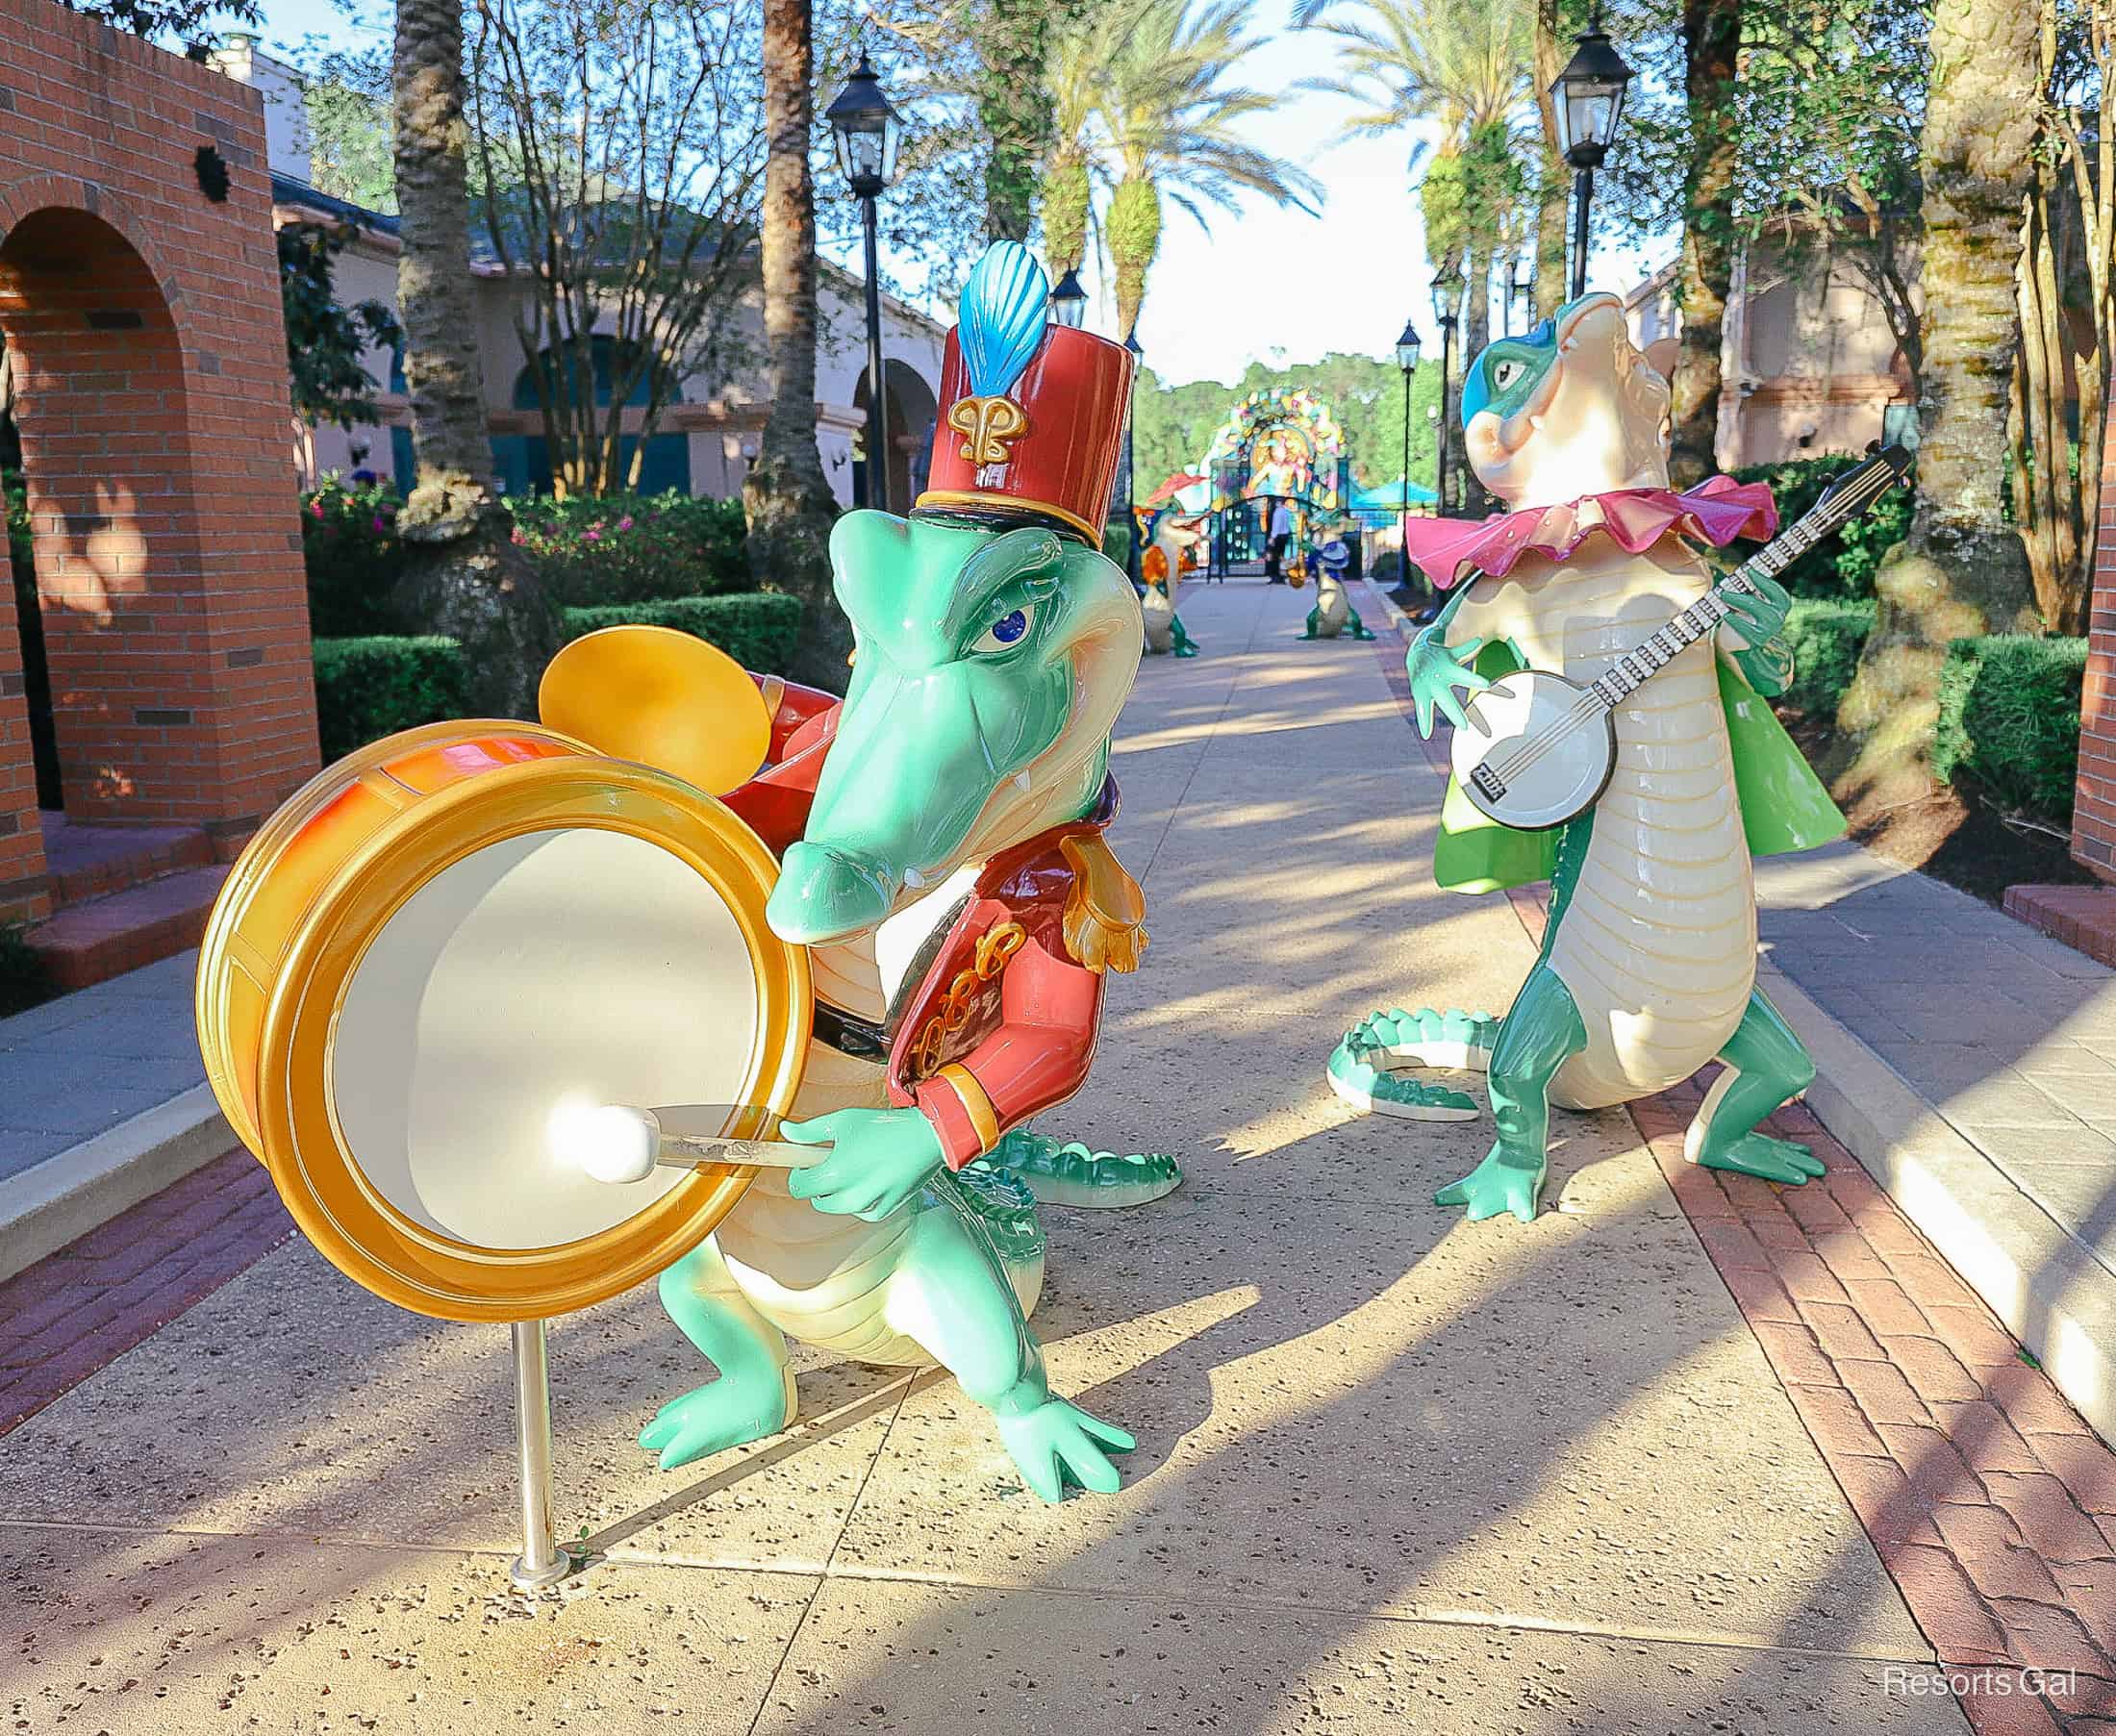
[1,579,1970,1734]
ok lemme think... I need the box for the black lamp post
[1121,330,1144,583]
[1551,19,1633,301]
[1048,267,1087,329]
[1509,266,1536,333]
[1394,317,1422,596]
[824,50,902,512]
[1430,265,1464,516]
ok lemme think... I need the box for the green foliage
[1728,456,1914,597]
[1107,175,1163,335]
[1129,355,1444,501]
[303,477,410,639]
[1041,153,1092,274]
[511,493,751,605]
[304,77,396,214]
[3,467,28,588]
[312,636,469,764]
[1932,636,2088,822]
[1778,598,1876,716]
[280,223,402,431]
[561,592,806,673]
[0,921,52,1019]
[302,484,753,639]
[52,0,259,42]
[312,596,802,759]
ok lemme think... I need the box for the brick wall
[0,0,317,890]
[2075,359,2116,879]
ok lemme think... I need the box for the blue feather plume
[958,241,1050,399]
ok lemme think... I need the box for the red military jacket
[723,675,1147,1171]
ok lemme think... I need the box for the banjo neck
[1577,447,1911,714]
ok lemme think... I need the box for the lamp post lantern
[1550,19,1632,301]
[1394,317,1423,603]
[1048,267,1088,329]
[1430,265,1464,517]
[824,49,902,511]
[1121,330,1144,584]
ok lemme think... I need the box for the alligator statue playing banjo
[1139,505,1202,656]
[1328,290,1904,1223]
[622,244,1177,1498]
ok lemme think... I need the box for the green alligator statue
[1330,291,1848,1222]
[643,245,1180,1501]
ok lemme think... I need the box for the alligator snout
[767,843,897,944]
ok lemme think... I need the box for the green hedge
[312,592,804,759]
[1728,456,1913,598]
[1931,635,2088,822]
[313,635,469,764]
[302,482,755,640]
[562,592,803,674]
[1779,598,1876,717]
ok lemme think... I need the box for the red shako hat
[915,243,1134,545]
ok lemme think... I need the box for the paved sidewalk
[4,580,1970,1734]
[0,949,206,1182]
[1756,844,2116,1280]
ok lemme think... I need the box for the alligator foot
[1435,1145,1548,1223]
[640,1367,797,1470]
[1698,1130,1826,1186]
[995,1396,1134,1501]
[1325,1006,1497,1120]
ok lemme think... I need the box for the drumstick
[551,1102,833,1185]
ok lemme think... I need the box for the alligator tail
[945,1163,1046,1267]
[1326,1007,1499,1120]
[970,1126,1183,1210]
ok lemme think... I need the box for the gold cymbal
[539,624,770,797]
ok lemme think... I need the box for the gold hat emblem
[947,393,1029,466]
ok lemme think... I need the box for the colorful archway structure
[1203,388,1349,514]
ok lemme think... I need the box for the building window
[499,335,690,496]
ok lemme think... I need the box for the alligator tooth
[902,866,928,889]
[1013,769,1033,793]
[1529,415,1546,432]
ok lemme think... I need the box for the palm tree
[390,0,555,716]
[1096,0,1322,339]
[744,0,846,690]
[1040,0,1145,279]
[1309,0,1531,360]
[1528,0,1567,320]
[1834,0,2042,799]
[1668,0,1740,487]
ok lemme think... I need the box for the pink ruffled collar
[1399,475,1778,589]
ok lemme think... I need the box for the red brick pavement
[0,1147,290,1437]
[1362,591,2116,1732]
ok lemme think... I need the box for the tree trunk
[977,0,1055,244]
[745,0,847,692]
[1532,0,1568,319]
[1834,0,2042,801]
[1669,0,1739,487]
[390,0,555,718]
[1109,174,1160,340]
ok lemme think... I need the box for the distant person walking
[1264,498,1293,582]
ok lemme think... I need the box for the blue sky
[251,0,1664,390]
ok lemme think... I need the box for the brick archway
[0,3,320,925]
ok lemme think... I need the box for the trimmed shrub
[304,476,411,638]
[1779,598,1876,717]
[1931,634,2087,822]
[0,920,52,1019]
[311,592,804,760]
[1728,456,1913,599]
[561,592,805,674]
[512,492,750,605]
[312,636,469,763]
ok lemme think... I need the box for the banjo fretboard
[1582,448,1909,712]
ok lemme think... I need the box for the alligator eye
[1492,360,1524,390]
[974,605,1034,652]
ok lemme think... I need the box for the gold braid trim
[1059,833,1148,974]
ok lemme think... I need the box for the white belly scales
[713,871,1040,1368]
[1500,560,1755,1111]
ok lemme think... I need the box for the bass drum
[195,720,809,1322]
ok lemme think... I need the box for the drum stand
[509,1320,569,1590]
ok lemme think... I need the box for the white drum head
[333,826,760,1250]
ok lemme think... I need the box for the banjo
[1449,443,1912,831]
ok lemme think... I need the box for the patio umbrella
[1145,471,1208,508]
